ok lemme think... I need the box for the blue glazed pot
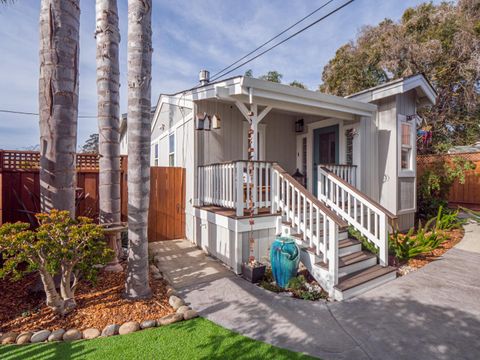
[270,237,300,288]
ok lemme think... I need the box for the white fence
[320,164,357,187]
[271,164,348,287]
[197,161,273,216]
[317,166,395,266]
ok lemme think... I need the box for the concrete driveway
[151,221,480,360]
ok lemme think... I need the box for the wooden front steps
[334,265,397,300]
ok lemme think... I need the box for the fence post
[328,220,339,290]
[270,166,277,214]
[379,214,388,266]
[235,162,244,217]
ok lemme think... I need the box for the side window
[169,133,175,166]
[400,122,413,171]
[154,143,159,166]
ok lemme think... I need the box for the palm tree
[39,0,80,215]
[96,0,121,251]
[124,0,152,299]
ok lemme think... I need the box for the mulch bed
[397,228,464,275]
[0,263,174,333]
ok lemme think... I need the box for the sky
[0,0,445,150]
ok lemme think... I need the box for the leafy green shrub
[434,206,465,230]
[287,275,326,301]
[0,210,112,315]
[259,280,284,293]
[418,157,476,219]
[389,218,446,262]
[348,227,378,255]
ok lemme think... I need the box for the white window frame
[398,114,415,177]
[168,132,175,167]
[154,142,159,166]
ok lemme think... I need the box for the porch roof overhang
[187,76,377,121]
[345,73,437,107]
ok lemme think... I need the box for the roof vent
[199,70,210,86]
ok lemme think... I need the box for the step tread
[335,265,397,291]
[339,238,361,248]
[316,250,376,269]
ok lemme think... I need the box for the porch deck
[194,205,280,220]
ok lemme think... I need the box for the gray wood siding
[196,101,245,164]
[396,90,417,217]
[376,97,398,213]
[263,112,297,173]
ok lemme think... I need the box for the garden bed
[397,228,464,275]
[259,266,328,301]
[0,262,174,333]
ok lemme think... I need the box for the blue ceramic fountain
[270,237,300,288]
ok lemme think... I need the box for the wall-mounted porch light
[295,118,304,133]
[211,114,221,129]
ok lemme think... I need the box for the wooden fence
[417,152,480,210]
[0,150,185,240]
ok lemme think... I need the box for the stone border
[0,264,198,346]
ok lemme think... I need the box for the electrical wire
[0,109,97,118]
[209,0,355,83]
[210,0,336,80]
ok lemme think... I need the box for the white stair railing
[320,164,357,187]
[197,160,273,216]
[318,166,397,266]
[271,164,348,287]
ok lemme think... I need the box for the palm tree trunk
[39,0,80,215]
[96,0,121,226]
[124,0,152,299]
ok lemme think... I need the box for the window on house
[154,143,159,166]
[345,129,354,165]
[169,133,175,166]
[400,122,412,171]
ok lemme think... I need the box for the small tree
[0,210,112,315]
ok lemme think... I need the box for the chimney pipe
[199,69,210,86]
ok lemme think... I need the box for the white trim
[168,132,176,167]
[306,118,346,193]
[347,74,436,106]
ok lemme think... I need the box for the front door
[313,125,339,196]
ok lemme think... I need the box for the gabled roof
[157,75,377,120]
[346,74,437,105]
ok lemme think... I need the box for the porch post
[250,104,258,161]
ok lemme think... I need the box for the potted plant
[241,256,266,283]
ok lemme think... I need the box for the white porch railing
[317,166,396,266]
[197,160,273,216]
[320,164,357,187]
[271,164,348,287]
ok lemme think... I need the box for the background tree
[39,0,80,214]
[320,0,480,153]
[125,0,152,299]
[260,70,283,83]
[96,0,121,230]
[289,80,307,89]
[80,133,99,153]
[244,69,253,77]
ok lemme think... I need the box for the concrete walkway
[150,221,480,360]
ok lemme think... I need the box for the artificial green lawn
[0,317,316,360]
